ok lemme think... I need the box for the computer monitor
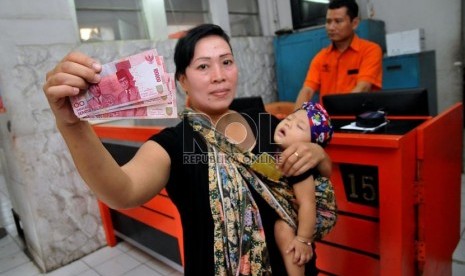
[322,88,429,116]
[229,96,266,113]
[290,0,328,30]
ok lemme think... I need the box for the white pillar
[142,0,169,41]
[274,0,293,31]
[257,0,293,36]
[208,0,231,35]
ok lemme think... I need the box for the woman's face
[179,35,238,117]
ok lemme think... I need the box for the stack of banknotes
[70,49,177,120]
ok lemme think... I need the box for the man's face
[325,7,359,43]
[89,85,101,97]
[118,76,130,90]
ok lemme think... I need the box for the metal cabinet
[382,51,437,115]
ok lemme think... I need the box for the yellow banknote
[250,152,283,182]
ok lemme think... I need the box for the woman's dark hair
[174,24,232,80]
[328,0,359,21]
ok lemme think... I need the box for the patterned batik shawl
[185,109,297,276]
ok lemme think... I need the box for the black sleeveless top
[151,108,317,275]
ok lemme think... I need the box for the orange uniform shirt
[304,35,383,102]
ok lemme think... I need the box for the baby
[273,101,335,276]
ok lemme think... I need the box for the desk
[316,104,462,275]
[332,117,427,135]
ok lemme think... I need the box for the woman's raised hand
[43,52,101,126]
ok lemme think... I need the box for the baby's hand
[286,237,313,266]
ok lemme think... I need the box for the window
[227,0,261,36]
[164,0,210,38]
[75,0,149,42]
[75,0,275,41]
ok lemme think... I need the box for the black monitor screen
[322,88,429,116]
[229,96,265,113]
[291,0,328,30]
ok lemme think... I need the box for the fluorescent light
[79,28,94,41]
[304,0,330,3]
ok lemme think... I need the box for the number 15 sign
[339,163,379,207]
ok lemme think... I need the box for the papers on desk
[340,121,388,132]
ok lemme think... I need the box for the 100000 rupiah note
[85,73,177,119]
[70,49,177,120]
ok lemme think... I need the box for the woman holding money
[42,24,331,275]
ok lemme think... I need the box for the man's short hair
[329,0,359,20]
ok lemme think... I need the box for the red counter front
[93,103,463,275]
[317,103,462,276]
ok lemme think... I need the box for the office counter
[317,103,462,275]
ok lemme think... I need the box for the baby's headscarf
[301,101,333,147]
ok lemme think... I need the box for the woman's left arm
[278,142,332,178]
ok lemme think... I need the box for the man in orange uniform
[295,0,383,108]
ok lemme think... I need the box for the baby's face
[274,109,311,149]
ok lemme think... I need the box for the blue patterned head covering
[301,101,333,147]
